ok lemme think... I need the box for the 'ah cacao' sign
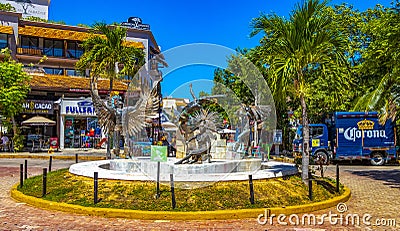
[22,100,54,114]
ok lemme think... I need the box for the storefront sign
[61,98,96,116]
[121,17,150,30]
[22,100,54,114]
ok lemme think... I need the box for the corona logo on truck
[292,112,397,166]
[343,127,388,142]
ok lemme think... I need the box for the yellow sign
[312,139,320,147]
[357,119,374,130]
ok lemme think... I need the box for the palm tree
[77,22,145,91]
[250,0,349,184]
[76,22,145,158]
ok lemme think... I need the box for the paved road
[0,159,400,230]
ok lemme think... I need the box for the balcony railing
[17,47,83,59]
[17,47,43,55]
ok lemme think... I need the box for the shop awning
[21,116,56,126]
[162,122,178,131]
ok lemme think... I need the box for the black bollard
[42,168,47,197]
[156,162,160,199]
[94,172,98,204]
[20,164,23,187]
[336,164,340,193]
[24,159,27,180]
[170,174,176,209]
[249,175,255,204]
[75,154,78,163]
[308,177,313,201]
[49,156,53,172]
[320,164,324,178]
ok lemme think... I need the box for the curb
[11,183,351,220]
[271,156,295,164]
[0,154,106,161]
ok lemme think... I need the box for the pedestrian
[1,133,9,151]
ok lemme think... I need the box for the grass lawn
[18,169,343,211]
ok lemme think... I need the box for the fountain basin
[69,158,298,183]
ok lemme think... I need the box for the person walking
[1,133,9,151]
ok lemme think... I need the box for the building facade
[0,10,162,150]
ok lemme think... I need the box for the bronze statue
[90,80,159,158]
[175,108,219,164]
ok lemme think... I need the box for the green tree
[213,68,253,105]
[23,16,66,25]
[77,24,91,28]
[0,3,15,12]
[76,22,145,157]
[77,22,145,92]
[250,0,350,183]
[0,49,31,151]
[353,2,400,123]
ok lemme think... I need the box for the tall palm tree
[76,22,145,158]
[77,22,145,92]
[250,0,349,183]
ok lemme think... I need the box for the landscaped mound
[18,169,343,211]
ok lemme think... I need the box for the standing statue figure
[113,100,124,156]
[175,108,220,164]
[234,104,271,157]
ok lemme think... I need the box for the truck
[292,112,397,165]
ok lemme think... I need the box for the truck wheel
[315,151,329,165]
[370,152,385,166]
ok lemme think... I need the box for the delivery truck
[292,112,397,165]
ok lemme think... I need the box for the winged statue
[175,108,221,164]
[90,80,159,158]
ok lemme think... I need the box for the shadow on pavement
[348,170,400,189]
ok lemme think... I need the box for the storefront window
[64,117,100,148]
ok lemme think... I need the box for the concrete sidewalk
[0,148,107,160]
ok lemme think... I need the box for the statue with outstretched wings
[121,88,160,137]
[90,81,159,157]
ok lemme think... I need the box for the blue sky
[49,0,392,98]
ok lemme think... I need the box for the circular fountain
[69,158,297,187]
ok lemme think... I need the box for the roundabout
[11,174,351,220]
[11,158,350,220]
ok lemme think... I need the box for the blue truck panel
[292,111,397,165]
[334,112,396,159]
